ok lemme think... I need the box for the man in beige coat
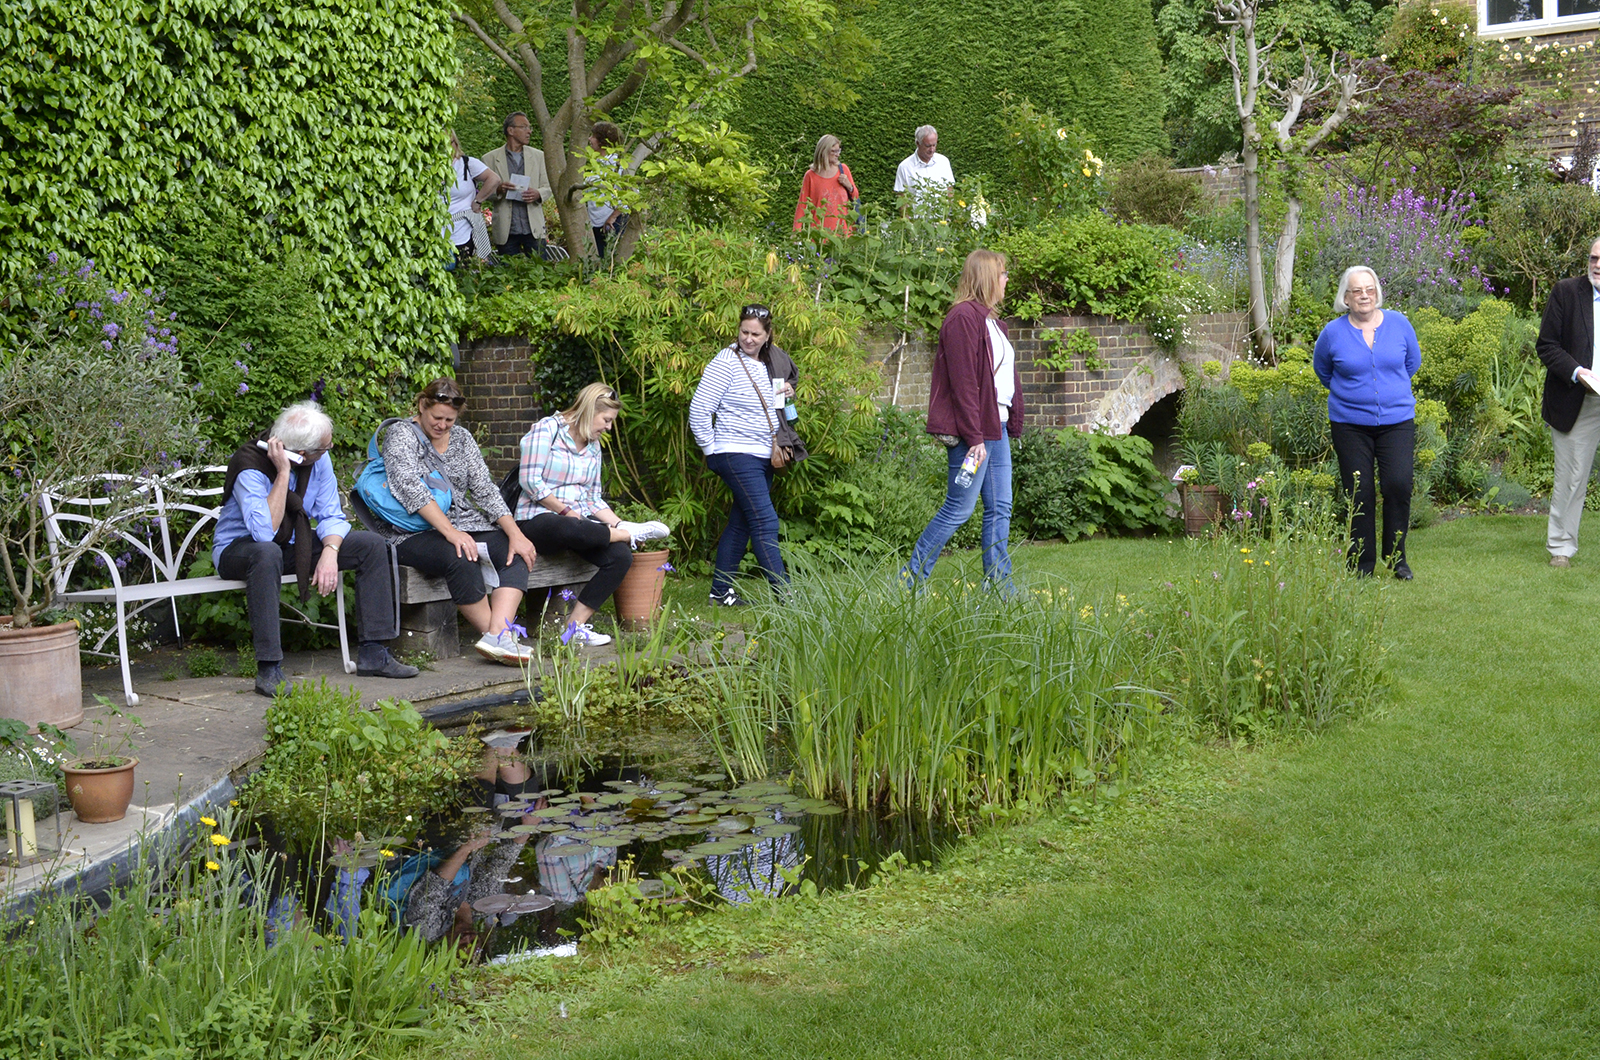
[481,112,553,258]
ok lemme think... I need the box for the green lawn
[451,516,1600,1059]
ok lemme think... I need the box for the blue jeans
[706,452,788,596]
[904,436,1014,586]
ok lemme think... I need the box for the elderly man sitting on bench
[214,401,418,696]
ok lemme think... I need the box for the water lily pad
[507,824,541,835]
[806,804,844,816]
[674,813,716,826]
[503,893,556,914]
[544,842,595,857]
[472,894,519,914]
[693,772,726,783]
[461,805,492,814]
[756,823,802,836]
[731,802,770,813]
[589,835,634,848]
[653,791,687,803]
[537,788,565,797]
[713,814,756,832]
[687,839,755,856]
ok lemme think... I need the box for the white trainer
[561,621,613,647]
[617,519,671,549]
[475,631,535,666]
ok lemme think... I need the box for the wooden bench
[343,489,598,658]
[42,468,354,706]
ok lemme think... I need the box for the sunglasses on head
[426,391,466,408]
[740,305,772,322]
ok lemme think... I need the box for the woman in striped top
[689,304,799,606]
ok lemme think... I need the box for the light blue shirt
[211,455,352,566]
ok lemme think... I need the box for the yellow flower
[1240,547,1252,554]
[199,816,217,828]
[206,860,220,872]
[1081,167,1093,177]
[1079,604,1095,618]
[228,800,238,807]
[1243,558,1254,565]
[381,849,397,858]
[1056,128,1066,139]
[210,834,231,847]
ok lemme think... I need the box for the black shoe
[709,588,748,607]
[357,644,420,678]
[254,664,290,698]
[1393,563,1414,581]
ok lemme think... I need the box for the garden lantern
[0,778,63,865]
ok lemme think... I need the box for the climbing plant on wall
[0,0,462,432]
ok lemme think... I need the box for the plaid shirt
[515,414,605,520]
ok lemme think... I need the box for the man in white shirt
[482,112,554,258]
[894,125,955,217]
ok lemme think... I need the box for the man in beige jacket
[481,112,553,258]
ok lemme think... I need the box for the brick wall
[1174,164,1246,209]
[867,311,1250,433]
[456,334,542,472]
[1500,28,1600,158]
[457,312,1252,451]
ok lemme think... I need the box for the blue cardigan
[1312,310,1422,426]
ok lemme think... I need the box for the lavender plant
[1307,183,1494,317]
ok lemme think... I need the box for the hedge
[0,0,461,395]
[731,0,1168,211]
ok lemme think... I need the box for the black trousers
[495,233,546,258]
[218,530,397,664]
[517,515,633,611]
[393,528,530,604]
[1329,419,1415,573]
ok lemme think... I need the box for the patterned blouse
[377,420,510,541]
[515,414,606,521]
[402,839,526,942]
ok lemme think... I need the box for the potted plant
[1176,466,1225,536]
[611,506,674,629]
[38,695,143,823]
[0,253,205,730]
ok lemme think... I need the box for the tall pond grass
[700,561,1163,818]
[2,811,462,1059]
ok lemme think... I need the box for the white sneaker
[561,621,612,647]
[474,631,535,666]
[617,520,670,549]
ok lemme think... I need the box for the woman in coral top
[792,135,859,235]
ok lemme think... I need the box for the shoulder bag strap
[732,351,778,436]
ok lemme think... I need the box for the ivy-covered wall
[732,0,1169,208]
[1,0,461,389]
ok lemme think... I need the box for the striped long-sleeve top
[515,414,605,520]
[689,345,783,457]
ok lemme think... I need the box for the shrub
[1410,297,1516,424]
[996,91,1105,222]
[1108,154,1203,228]
[997,213,1185,321]
[1012,429,1098,541]
[1483,182,1600,306]
[1306,183,1493,317]
[244,681,480,854]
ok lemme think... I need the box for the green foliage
[178,553,340,652]
[637,121,773,231]
[1080,430,1175,534]
[245,682,480,854]
[1483,183,1600,308]
[1410,298,1515,424]
[0,0,462,384]
[1377,0,1475,72]
[186,648,224,679]
[1148,507,1389,737]
[997,213,1185,323]
[548,227,881,556]
[732,0,1167,208]
[0,256,206,625]
[705,561,1160,816]
[1179,352,1332,473]
[0,811,463,1059]
[995,92,1106,221]
[1108,154,1204,228]
[1011,429,1098,542]
[152,205,359,449]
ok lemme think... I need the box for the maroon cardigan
[925,299,1025,448]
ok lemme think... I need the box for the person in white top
[894,125,955,217]
[447,130,500,266]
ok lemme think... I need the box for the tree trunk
[1270,191,1302,329]
[1241,137,1274,363]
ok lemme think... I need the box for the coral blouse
[792,165,858,234]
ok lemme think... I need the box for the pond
[252,731,954,965]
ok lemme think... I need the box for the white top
[987,318,1015,420]
[893,151,955,194]
[446,156,488,245]
[688,345,780,458]
[586,153,625,228]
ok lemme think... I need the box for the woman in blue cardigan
[1313,266,1422,579]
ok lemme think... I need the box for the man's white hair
[914,124,937,147]
[271,401,333,451]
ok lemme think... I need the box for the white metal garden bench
[41,467,354,706]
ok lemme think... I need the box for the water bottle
[954,447,980,488]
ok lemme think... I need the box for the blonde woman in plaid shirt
[515,383,668,646]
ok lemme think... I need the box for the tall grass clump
[0,811,463,1059]
[1149,486,1389,737]
[701,559,1164,818]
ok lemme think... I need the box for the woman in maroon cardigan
[901,249,1024,588]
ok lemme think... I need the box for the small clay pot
[62,758,139,823]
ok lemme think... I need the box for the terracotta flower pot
[0,620,85,732]
[1181,483,1226,537]
[614,549,670,630]
[61,757,139,823]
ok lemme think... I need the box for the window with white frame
[1481,0,1600,36]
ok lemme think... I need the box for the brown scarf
[224,438,316,602]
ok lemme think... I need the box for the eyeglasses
[740,305,772,321]
[426,392,466,409]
